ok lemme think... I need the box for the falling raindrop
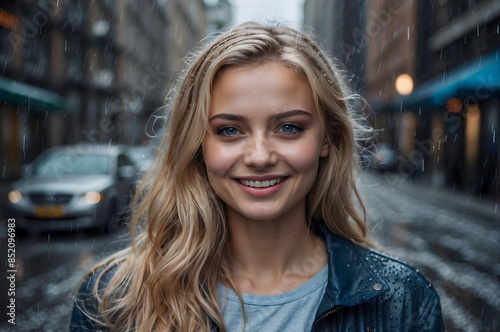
[23,134,26,159]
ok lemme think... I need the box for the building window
[22,27,50,78]
[65,0,87,31]
[65,37,85,83]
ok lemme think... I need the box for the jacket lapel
[312,223,390,318]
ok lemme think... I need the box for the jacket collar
[312,222,390,314]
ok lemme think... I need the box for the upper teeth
[240,178,284,188]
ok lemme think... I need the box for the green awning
[0,76,68,111]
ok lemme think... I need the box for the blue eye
[279,124,300,134]
[219,127,240,136]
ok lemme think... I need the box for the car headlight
[8,190,22,204]
[81,191,102,204]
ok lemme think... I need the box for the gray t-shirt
[218,265,328,331]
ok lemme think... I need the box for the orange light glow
[446,98,462,113]
[395,74,414,95]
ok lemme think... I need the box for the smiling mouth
[239,178,285,188]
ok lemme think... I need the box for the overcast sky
[231,0,305,26]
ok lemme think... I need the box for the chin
[229,204,295,222]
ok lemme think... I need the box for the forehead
[213,61,305,85]
[206,63,328,130]
[209,62,316,114]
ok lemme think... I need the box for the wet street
[0,173,499,331]
[363,173,499,332]
[0,227,130,331]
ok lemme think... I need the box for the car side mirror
[118,165,136,179]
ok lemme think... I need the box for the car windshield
[33,153,110,176]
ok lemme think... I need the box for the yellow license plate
[34,205,65,219]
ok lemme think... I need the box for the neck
[226,209,327,295]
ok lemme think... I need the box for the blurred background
[0,0,498,331]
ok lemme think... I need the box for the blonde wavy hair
[80,22,373,332]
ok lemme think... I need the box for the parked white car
[8,144,138,234]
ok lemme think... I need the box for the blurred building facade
[0,0,209,181]
[305,0,500,199]
[304,0,367,94]
[205,0,232,35]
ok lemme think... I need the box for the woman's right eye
[217,126,240,136]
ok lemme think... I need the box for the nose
[243,133,277,169]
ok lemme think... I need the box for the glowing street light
[395,74,414,95]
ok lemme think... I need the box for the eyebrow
[208,110,312,122]
[271,110,312,120]
[209,113,250,122]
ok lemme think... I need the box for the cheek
[202,141,239,176]
[282,140,323,172]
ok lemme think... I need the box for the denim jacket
[71,224,444,331]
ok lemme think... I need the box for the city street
[1,0,499,331]
[0,173,499,331]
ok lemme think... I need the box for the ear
[320,136,329,158]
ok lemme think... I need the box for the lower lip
[236,179,285,197]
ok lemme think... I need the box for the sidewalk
[362,172,499,223]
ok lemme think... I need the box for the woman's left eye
[278,124,302,134]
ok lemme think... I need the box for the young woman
[71,22,444,331]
